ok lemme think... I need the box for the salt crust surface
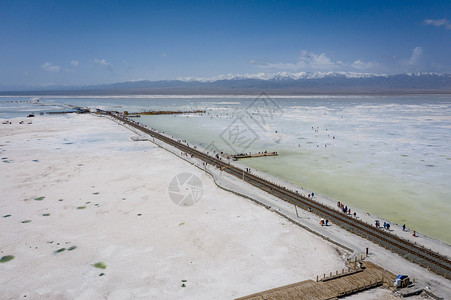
[0,114,347,299]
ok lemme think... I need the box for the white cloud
[423,18,451,30]
[252,50,380,73]
[351,60,379,70]
[407,47,423,65]
[299,50,342,70]
[70,60,79,67]
[394,46,424,72]
[93,58,113,71]
[41,62,60,72]
[255,50,342,71]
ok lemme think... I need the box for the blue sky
[1,0,450,89]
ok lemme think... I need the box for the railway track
[107,111,451,279]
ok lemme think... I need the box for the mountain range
[2,72,451,95]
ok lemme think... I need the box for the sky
[1,0,451,89]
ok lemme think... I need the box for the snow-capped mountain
[2,72,451,95]
[177,71,387,82]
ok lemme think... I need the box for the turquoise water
[1,95,450,243]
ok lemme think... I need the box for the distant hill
[2,72,451,95]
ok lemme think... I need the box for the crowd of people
[337,201,356,218]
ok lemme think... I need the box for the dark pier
[223,151,278,160]
[236,260,396,300]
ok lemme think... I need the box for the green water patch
[99,273,105,276]
[21,220,31,223]
[93,262,106,269]
[0,255,15,263]
[68,246,77,251]
[42,213,50,216]
[77,206,86,210]
[34,196,45,201]
[54,248,66,254]
[92,192,99,195]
